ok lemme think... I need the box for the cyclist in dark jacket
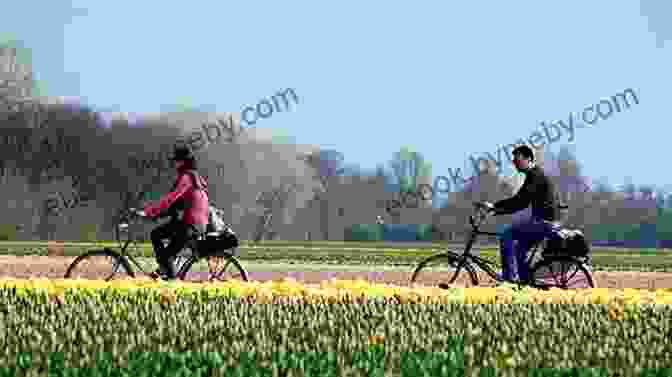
[484,145,560,283]
[143,145,209,280]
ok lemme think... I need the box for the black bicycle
[410,201,594,289]
[64,202,248,282]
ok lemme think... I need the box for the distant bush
[345,224,382,242]
[79,224,97,242]
[0,224,18,241]
[381,224,434,242]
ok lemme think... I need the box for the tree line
[1,41,668,243]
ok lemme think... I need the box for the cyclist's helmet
[511,145,534,161]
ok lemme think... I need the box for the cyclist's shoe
[149,269,174,281]
[150,270,170,280]
[149,269,161,280]
[495,272,520,284]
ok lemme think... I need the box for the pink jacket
[143,172,209,225]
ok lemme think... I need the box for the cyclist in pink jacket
[143,145,209,280]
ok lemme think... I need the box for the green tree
[388,146,432,195]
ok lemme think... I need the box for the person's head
[169,145,197,171]
[511,145,535,172]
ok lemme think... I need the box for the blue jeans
[498,218,560,282]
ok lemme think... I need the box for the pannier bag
[197,205,239,256]
[198,227,239,256]
[206,205,227,233]
[545,228,590,257]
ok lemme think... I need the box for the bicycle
[64,203,248,282]
[410,201,594,289]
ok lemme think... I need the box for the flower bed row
[0,279,671,374]
[3,278,672,306]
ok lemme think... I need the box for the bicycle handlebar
[469,201,570,228]
[128,208,147,217]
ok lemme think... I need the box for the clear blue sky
[4,0,671,196]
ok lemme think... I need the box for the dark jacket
[493,165,559,221]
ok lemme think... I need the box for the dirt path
[1,255,672,290]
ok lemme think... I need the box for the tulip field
[0,278,671,376]
[0,242,671,375]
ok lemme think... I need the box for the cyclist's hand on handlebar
[475,201,496,213]
[129,208,147,217]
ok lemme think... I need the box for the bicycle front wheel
[64,249,134,281]
[178,254,248,283]
[529,256,594,289]
[410,251,478,288]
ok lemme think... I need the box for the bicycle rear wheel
[410,251,478,288]
[529,256,594,289]
[64,249,134,281]
[178,254,248,283]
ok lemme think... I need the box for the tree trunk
[253,212,272,242]
[319,198,329,240]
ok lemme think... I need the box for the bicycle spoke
[66,252,132,281]
[533,261,558,287]
[412,255,456,287]
[551,262,565,287]
[180,259,211,282]
[207,257,225,278]
[208,257,244,281]
[560,262,570,286]
[532,258,593,289]
[174,256,189,272]
[411,253,482,288]
[563,264,592,289]
[102,259,125,280]
[180,254,247,283]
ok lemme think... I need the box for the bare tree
[299,149,346,240]
[251,181,300,242]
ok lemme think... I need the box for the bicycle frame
[115,209,192,276]
[455,220,502,280]
[111,225,152,275]
[455,202,568,282]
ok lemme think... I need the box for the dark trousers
[499,218,560,281]
[150,220,203,279]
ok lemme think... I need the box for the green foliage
[0,290,670,373]
[28,79,47,98]
[0,349,470,377]
[345,224,383,241]
[587,214,672,244]
[79,223,98,242]
[389,146,432,194]
[0,225,18,241]
[269,128,297,145]
[589,223,651,242]
[2,241,672,270]
[416,224,434,241]
[144,191,162,201]
[656,209,672,240]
